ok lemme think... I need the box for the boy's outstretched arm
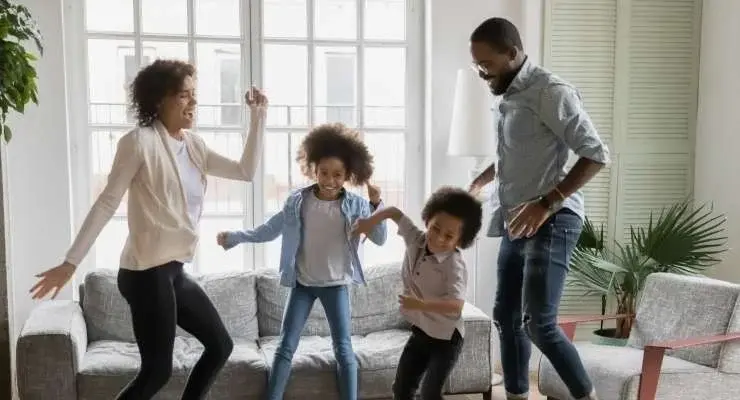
[218,211,284,250]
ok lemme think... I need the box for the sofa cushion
[719,295,740,373]
[256,263,409,337]
[81,269,259,342]
[627,273,739,367]
[259,329,410,399]
[77,337,267,400]
[538,343,714,400]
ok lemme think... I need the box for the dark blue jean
[266,282,356,400]
[493,208,593,398]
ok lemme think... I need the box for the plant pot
[591,328,628,347]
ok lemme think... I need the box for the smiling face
[425,212,464,254]
[470,40,519,95]
[159,75,197,132]
[314,157,348,200]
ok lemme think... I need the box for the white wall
[695,0,740,284]
[6,1,75,396]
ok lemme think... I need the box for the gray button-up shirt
[487,58,611,237]
[397,215,467,340]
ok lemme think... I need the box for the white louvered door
[615,0,700,241]
[542,0,702,340]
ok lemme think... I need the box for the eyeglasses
[471,62,489,74]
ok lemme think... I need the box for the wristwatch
[537,195,560,212]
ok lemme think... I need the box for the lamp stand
[467,157,503,387]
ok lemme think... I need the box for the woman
[29,59,269,400]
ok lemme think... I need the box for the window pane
[195,43,242,127]
[315,0,356,40]
[198,131,248,214]
[263,0,307,38]
[141,0,188,34]
[363,131,406,266]
[364,47,405,127]
[95,218,128,270]
[365,132,405,208]
[91,129,129,215]
[195,0,240,37]
[263,44,308,127]
[364,0,405,40]
[85,0,134,33]
[261,130,309,270]
[87,39,134,124]
[262,131,309,215]
[197,217,245,274]
[314,46,357,126]
[142,41,190,64]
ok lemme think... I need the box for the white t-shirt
[296,192,353,286]
[166,135,205,264]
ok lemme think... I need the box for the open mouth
[184,110,195,119]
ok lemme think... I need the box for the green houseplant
[0,0,42,396]
[0,0,43,141]
[568,199,728,343]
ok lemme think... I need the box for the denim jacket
[222,184,388,287]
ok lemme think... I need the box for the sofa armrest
[557,313,633,341]
[636,332,740,400]
[446,302,493,394]
[17,300,88,400]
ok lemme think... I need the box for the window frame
[64,0,424,275]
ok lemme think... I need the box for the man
[467,18,609,400]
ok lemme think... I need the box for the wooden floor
[448,375,544,400]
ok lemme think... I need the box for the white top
[166,134,205,227]
[64,110,267,270]
[296,192,353,286]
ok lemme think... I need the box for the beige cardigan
[65,108,267,270]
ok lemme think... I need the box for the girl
[217,122,387,400]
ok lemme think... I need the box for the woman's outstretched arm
[204,87,268,181]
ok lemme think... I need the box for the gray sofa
[17,263,494,399]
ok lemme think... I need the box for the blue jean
[266,283,356,400]
[493,208,593,398]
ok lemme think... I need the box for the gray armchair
[538,272,740,400]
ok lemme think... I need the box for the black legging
[115,261,234,400]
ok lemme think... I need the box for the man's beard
[481,68,518,95]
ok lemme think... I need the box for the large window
[69,0,420,273]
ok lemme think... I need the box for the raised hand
[367,182,381,204]
[217,231,228,247]
[30,262,76,300]
[245,86,268,110]
[351,217,376,238]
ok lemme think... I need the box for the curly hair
[129,59,196,126]
[296,123,374,186]
[421,186,483,249]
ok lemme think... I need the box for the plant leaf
[2,124,11,142]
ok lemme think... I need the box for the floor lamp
[447,67,503,386]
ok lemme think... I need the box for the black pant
[392,326,464,400]
[115,261,234,400]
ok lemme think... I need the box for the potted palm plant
[0,0,43,395]
[568,199,728,345]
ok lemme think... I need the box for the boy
[352,186,483,400]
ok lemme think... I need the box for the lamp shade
[447,67,497,157]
